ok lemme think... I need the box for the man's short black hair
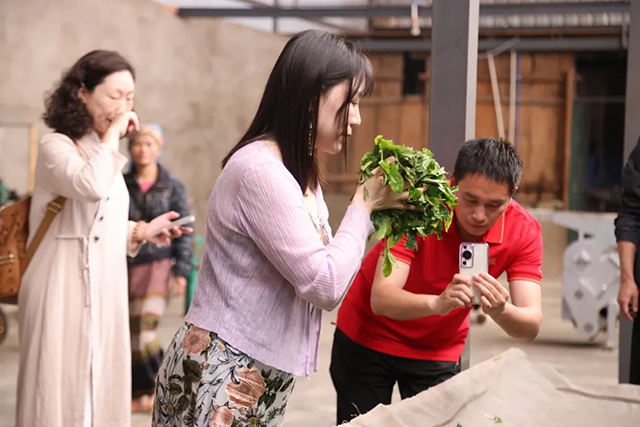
[453,137,523,194]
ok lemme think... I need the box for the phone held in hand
[459,242,489,305]
[630,302,638,318]
[149,215,195,237]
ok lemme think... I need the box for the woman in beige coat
[16,50,191,427]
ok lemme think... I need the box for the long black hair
[222,30,374,194]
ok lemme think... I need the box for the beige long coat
[16,132,139,427]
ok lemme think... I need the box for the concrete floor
[0,275,619,427]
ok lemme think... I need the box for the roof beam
[177,2,630,19]
[357,36,626,52]
[233,0,355,32]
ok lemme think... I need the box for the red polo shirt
[336,200,543,362]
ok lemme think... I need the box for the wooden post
[28,123,38,193]
[563,67,576,210]
[487,54,505,139]
[508,50,517,143]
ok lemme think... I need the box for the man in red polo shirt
[330,137,543,424]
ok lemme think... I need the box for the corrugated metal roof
[159,0,631,33]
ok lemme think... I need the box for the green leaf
[271,377,284,393]
[169,383,183,395]
[386,162,404,193]
[444,211,454,230]
[389,232,403,248]
[378,135,395,152]
[266,392,277,409]
[182,358,202,383]
[484,414,504,423]
[374,216,391,241]
[184,376,193,395]
[405,234,418,250]
[408,187,424,203]
[258,391,269,407]
[357,134,457,273]
[280,377,295,392]
[382,247,393,277]
[382,247,398,277]
[175,395,190,414]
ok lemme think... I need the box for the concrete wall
[0,0,286,232]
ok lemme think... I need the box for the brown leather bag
[0,195,66,304]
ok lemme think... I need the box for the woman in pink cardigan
[152,30,410,427]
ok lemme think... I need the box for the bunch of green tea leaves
[357,135,458,277]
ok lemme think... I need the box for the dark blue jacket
[125,165,193,279]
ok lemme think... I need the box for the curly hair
[43,50,135,140]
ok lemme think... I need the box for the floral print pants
[152,323,296,427]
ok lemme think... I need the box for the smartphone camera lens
[462,250,472,260]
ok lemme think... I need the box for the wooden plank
[520,81,564,99]
[398,100,425,149]
[514,191,564,206]
[509,50,517,144]
[519,53,574,79]
[478,77,566,84]
[377,104,400,142]
[517,104,565,199]
[487,54,506,139]
[326,174,360,185]
[372,53,403,79]
[563,66,576,209]
[324,52,574,201]
[424,55,431,148]
[476,80,496,98]
[362,97,404,106]
[373,80,402,98]
[349,104,377,173]
[476,97,564,106]
[423,102,430,148]
[476,103,499,138]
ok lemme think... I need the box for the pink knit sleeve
[237,161,373,310]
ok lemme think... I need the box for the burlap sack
[342,348,640,427]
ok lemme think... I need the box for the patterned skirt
[129,258,173,398]
[152,323,296,427]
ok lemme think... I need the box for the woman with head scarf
[125,124,194,412]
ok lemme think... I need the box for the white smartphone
[149,215,195,237]
[459,242,489,305]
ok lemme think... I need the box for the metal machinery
[533,210,620,349]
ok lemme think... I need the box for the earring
[308,121,314,156]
